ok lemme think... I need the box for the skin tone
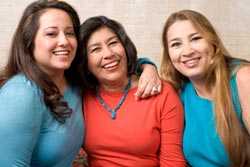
[167,20,250,133]
[136,64,162,99]
[236,65,250,133]
[34,9,160,98]
[87,26,128,91]
[87,26,134,91]
[167,20,214,99]
[33,8,77,93]
[86,26,161,97]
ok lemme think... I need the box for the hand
[135,64,161,100]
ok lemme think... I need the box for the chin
[56,63,72,69]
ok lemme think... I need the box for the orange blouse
[83,82,186,167]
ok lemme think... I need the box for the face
[167,20,214,82]
[33,8,77,76]
[87,26,128,86]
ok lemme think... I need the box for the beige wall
[0,0,250,69]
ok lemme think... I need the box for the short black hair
[78,16,137,90]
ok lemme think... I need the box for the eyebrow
[168,32,200,43]
[189,32,200,37]
[87,35,118,49]
[43,26,74,30]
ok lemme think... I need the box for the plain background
[0,0,249,69]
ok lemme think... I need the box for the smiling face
[167,20,214,82]
[33,8,77,77]
[87,26,128,88]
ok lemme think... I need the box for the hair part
[0,0,82,123]
[77,16,137,91]
[160,9,250,166]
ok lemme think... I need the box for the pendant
[111,111,116,120]
[96,78,131,120]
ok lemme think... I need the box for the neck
[100,78,130,92]
[191,79,213,100]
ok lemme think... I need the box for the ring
[152,86,158,92]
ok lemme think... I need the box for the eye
[170,42,181,48]
[191,36,202,41]
[89,47,101,54]
[108,40,119,46]
[45,31,57,37]
[65,31,75,37]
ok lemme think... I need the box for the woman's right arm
[0,82,43,166]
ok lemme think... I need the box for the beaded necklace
[96,78,131,120]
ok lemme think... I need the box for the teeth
[103,61,119,68]
[53,50,70,55]
[183,57,200,67]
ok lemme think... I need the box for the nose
[181,43,194,57]
[58,32,69,46]
[102,45,114,59]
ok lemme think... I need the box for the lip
[182,57,201,68]
[102,60,120,69]
[52,50,70,56]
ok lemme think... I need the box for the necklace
[96,78,131,120]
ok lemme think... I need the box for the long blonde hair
[160,10,250,166]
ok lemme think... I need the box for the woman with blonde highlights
[161,9,250,167]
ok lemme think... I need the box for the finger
[157,82,162,92]
[150,86,159,96]
[140,82,153,98]
[135,78,148,98]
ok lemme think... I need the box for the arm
[160,83,186,166]
[135,57,162,100]
[236,65,250,133]
[0,81,42,166]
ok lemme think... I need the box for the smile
[52,50,70,56]
[102,60,120,70]
[182,57,201,68]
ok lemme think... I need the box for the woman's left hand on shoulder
[135,64,162,100]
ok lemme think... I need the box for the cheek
[168,50,179,63]
[87,56,94,68]
[203,46,214,64]
[116,45,126,57]
[70,38,78,50]
[87,55,99,72]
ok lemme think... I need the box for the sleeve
[159,84,186,166]
[0,82,43,166]
[135,57,157,75]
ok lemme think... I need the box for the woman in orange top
[78,16,186,167]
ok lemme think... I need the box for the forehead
[38,8,73,28]
[88,26,117,44]
[167,20,198,38]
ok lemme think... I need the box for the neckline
[189,82,212,102]
[96,78,132,119]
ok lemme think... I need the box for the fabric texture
[182,71,242,167]
[0,74,84,167]
[83,82,186,167]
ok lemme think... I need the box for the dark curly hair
[0,0,83,123]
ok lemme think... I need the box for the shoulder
[0,73,44,138]
[235,64,250,102]
[158,81,182,105]
[1,73,41,97]
[161,81,178,95]
[236,64,250,84]
[0,74,44,123]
